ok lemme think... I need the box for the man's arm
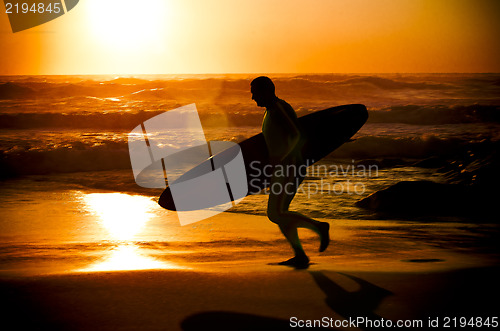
[275,102,301,161]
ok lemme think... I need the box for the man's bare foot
[278,255,310,269]
[319,222,330,252]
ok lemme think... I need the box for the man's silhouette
[251,76,330,268]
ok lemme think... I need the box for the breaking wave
[2,134,497,178]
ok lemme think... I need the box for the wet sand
[1,211,499,330]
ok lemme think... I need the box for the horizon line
[1,72,500,77]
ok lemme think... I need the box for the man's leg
[268,171,307,261]
[267,163,330,267]
[278,164,330,252]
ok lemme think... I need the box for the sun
[86,0,169,52]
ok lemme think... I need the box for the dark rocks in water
[356,140,499,219]
[411,141,500,178]
[355,180,493,218]
[439,140,500,189]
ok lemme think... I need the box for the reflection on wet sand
[82,244,170,272]
[80,193,178,272]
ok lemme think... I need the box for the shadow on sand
[181,270,392,330]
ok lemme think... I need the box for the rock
[355,180,484,217]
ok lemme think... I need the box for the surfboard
[158,104,368,211]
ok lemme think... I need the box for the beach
[1,73,500,329]
[2,211,499,331]
[1,182,499,330]
[3,266,500,330]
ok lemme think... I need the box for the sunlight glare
[84,193,155,241]
[81,193,183,272]
[82,245,172,272]
[86,0,169,52]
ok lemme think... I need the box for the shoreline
[1,212,498,277]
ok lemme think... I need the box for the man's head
[251,76,276,107]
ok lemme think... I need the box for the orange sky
[1,0,499,75]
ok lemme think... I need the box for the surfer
[251,76,330,268]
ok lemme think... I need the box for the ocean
[1,73,499,275]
